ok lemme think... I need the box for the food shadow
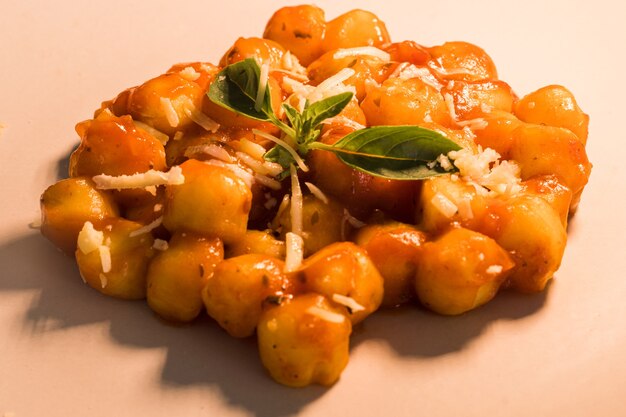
[0,233,325,417]
[350,288,549,357]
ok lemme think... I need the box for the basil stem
[207,59,462,181]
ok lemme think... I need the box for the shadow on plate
[0,232,548,416]
[351,289,548,358]
[56,143,77,180]
[0,233,325,416]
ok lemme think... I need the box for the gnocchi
[39,5,591,387]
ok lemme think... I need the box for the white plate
[1,1,625,416]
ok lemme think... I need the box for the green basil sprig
[207,58,460,180]
[309,126,461,179]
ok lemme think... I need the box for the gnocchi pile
[40,5,591,387]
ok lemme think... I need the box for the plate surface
[1,1,625,416]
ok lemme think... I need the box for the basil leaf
[309,125,462,180]
[301,92,353,135]
[207,58,272,121]
[264,145,295,180]
[282,103,301,132]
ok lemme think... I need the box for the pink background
[1,0,625,416]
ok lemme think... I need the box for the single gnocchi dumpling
[75,218,155,300]
[202,254,298,338]
[257,293,351,387]
[355,222,427,307]
[146,232,224,322]
[273,194,345,256]
[225,230,286,259]
[263,4,326,66]
[297,242,383,324]
[40,177,119,255]
[484,194,567,293]
[414,227,514,315]
[163,159,252,244]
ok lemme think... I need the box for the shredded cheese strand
[305,306,345,323]
[304,182,329,204]
[129,216,163,237]
[92,167,184,190]
[255,62,270,112]
[133,121,169,145]
[333,46,391,62]
[160,97,180,127]
[289,165,304,236]
[332,294,365,313]
[252,129,309,172]
[284,232,304,272]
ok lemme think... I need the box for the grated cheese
[129,216,163,237]
[289,165,304,236]
[430,65,474,77]
[457,118,488,130]
[273,194,291,224]
[280,51,307,76]
[252,129,309,172]
[266,318,279,332]
[254,173,282,190]
[448,147,522,197]
[261,161,284,177]
[307,68,357,104]
[93,166,184,190]
[304,182,329,204]
[237,151,276,176]
[134,120,169,145]
[255,62,270,112]
[456,197,474,220]
[99,273,108,288]
[77,221,104,254]
[204,159,254,189]
[486,265,503,275]
[333,46,391,62]
[160,97,180,127]
[185,144,234,162]
[182,102,220,132]
[274,68,309,82]
[153,239,169,251]
[480,103,493,113]
[264,196,278,210]
[427,153,454,171]
[306,306,346,323]
[443,92,458,121]
[343,209,366,228]
[284,232,304,272]
[431,193,458,218]
[236,138,267,160]
[332,294,365,313]
[388,62,410,79]
[391,64,443,90]
[99,245,111,273]
[179,66,201,81]
[281,76,313,97]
